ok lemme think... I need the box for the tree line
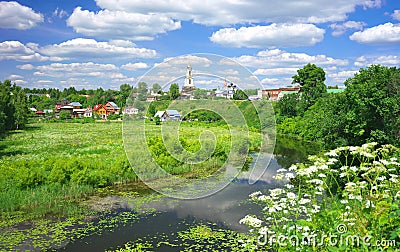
[275,64,400,148]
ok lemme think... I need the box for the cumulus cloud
[121,62,149,70]
[391,10,400,21]
[0,1,43,30]
[254,68,299,76]
[330,21,366,36]
[0,41,48,61]
[93,0,380,25]
[17,64,35,70]
[328,70,358,83]
[210,23,325,48]
[7,74,23,79]
[34,62,119,78]
[235,49,348,69]
[350,23,400,45]
[39,38,157,60]
[232,49,349,87]
[354,55,400,67]
[67,7,181,41]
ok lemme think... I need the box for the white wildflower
[340,199,349,204]
[318,173,327,178]
[325,150,338,157]
[350,166,358,172]
[258,195,270,201]
[277,168,287,173]
[270,188,285,197]
[299,198,311,205]
[239,215,263,227]
[285,173,295,180]
[289,164,297,171]
[285,184,294,189]
[309,179,324,185]
[249,191,262,198]
[287,192,296,199]
[311,205,321,213]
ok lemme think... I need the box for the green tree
[233,89,248,100]
[155,115,161,125]
[119,83,133,107]
[276,93,299,118]
[12,85,28,130]
[292,63,326,113]
[151,83,162,94]
[343,64,400,146]
[169,83,180,100]
[58,110,71,120]
[137,82,148,101]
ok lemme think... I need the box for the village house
[105,102,120,114]
[93,104,108,119]
[84,107,93,118]
[122,106,139,116]
[260,86,301,100]
[154,110,181,121]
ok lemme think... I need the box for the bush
[240,143,400,251]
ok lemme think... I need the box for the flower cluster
[240,143,400,250]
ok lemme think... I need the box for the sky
[0,0,399,90]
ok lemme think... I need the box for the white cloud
[330,21,366,36]
[17,64,34,70]
[254,68,299,76]
[39,38,157,60]
[94,0,381,25]
[392,10,400,21]
[234,49,348,69]
[350,23,400,45]
[354,55,400,67]
[34,62,119,78]
[67,7,181,41]
[121,62,149,70]
[0,41,48,61]
[53,7,68,19]
[0,1,43,30]
[7,74,23,79]
[210,23,325,48]
[328,70,358,83]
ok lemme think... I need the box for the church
[181,62,195,96]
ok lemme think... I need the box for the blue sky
[0,0,399,90]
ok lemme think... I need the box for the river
[60,136,321,251]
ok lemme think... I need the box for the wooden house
[93,104,108,119]
[105,102,120,114]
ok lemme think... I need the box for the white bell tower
[183,61,194,92]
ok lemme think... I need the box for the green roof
[327,88,345,94]
[280,91,299,95]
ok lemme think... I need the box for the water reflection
[61,136,321,251]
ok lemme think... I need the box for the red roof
[93,104,105,111]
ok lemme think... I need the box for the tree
[233,89,248,100]
[292,63,326,113]
[58,110,71,120]
[137,82,148,101]
[169,83,180,100]
[276,93,299,118]
[154,115,161,125]
[343,65,400,146]
[12,85,28,130]
[151,83,162,94]
[119,83,133,107]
